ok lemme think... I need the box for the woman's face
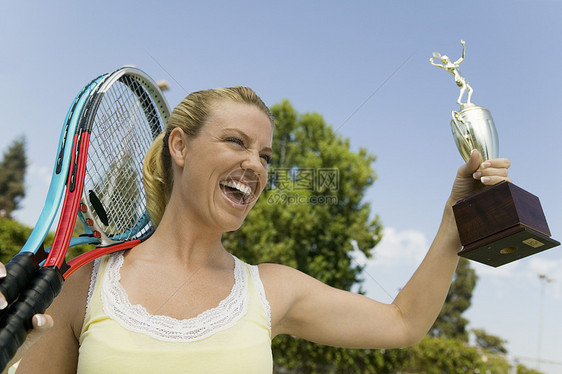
[173,100,273,232]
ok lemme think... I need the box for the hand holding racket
[0,67,169,370]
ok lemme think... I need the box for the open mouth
[219,169,260,206]
[220,179,254,206]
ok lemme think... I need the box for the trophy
[430,40,559,267]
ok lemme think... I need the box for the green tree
[0,216,34,263]
[472,328,508,355]
[223,100,383,372]
[396,336,510,374]
[430,257,477,341]
[0,137,27,218]
[517,364,544,374]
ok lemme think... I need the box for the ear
[168,127,188,168]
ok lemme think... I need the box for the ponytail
[143,131,172,226]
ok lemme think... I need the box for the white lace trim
[85,256,102,317]
[249,265,271,331]
[101,252,248,342]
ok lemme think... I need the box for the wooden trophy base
[453,181,560,267]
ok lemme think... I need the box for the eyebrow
[222,128,273,154]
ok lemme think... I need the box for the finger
[473,167,509,179]
[32,314,54,332]
[458,149,483,176]
[481,158,511,169]
[479,175,512,186]
[0,293,6,310]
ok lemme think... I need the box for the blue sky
[1,1,561,372]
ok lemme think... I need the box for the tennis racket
[0,66,169,369]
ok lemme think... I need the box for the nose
[242,149,267,169]
[240,150,268,183]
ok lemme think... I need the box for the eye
[225,136,245,147]
[260,154,272,164]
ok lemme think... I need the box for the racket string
[84,76,163,240]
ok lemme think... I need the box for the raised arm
[454,40,466,65]
[263,150,511,349]
[429,57,444,69]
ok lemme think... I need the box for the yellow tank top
[77,252,272,373]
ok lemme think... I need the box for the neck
[138,204,227,267]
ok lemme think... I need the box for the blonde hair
[142,87,273,226]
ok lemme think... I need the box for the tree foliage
[0,216,35,264]
[0,137,27,218]
[430,257,477,341]
[472,328,508,355]
[397,336,510,374]
[516,364,544,374]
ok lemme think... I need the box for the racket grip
[0,267,63,371]
[0,253,38,307]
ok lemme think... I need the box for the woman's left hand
[449,149,512,204]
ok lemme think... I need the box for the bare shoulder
[256,263,326,300]
[257,262,298,279]
[55,261,94,337]
[257,262,333,288]
[256,263,327,337]
[256,263,297,304]
[63,260,95,293]
[257,262,314,279]
[257,263,319,294]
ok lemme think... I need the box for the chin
[219,210,251,233]
[222,220,245,233]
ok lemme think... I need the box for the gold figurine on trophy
[430,40,474,106]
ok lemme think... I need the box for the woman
[3,87,510,373]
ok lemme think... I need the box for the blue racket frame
[20,75,107,256]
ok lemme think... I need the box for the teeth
[221,180,252,197]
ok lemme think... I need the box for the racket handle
[0,253,38,307]
[0,267,63,372]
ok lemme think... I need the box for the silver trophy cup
[451,104,499,162]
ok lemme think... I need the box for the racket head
[80,67,168,244]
